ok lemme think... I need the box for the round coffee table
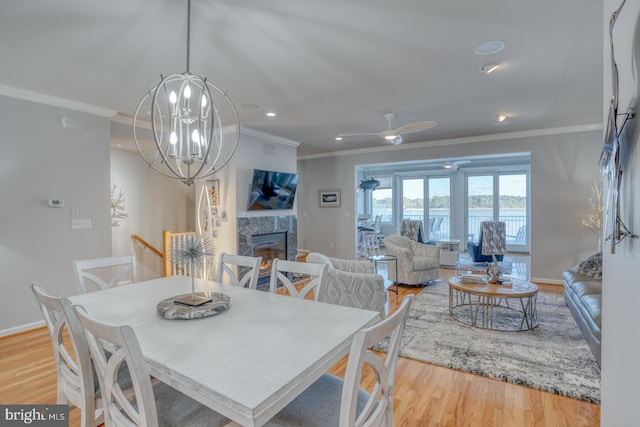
[448,276,538,331]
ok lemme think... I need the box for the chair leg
[362,232,379,255]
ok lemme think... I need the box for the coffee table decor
[455,253,513,275]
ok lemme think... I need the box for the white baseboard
[530,277,563,286]
[0,320,45,338]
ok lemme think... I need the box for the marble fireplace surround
[237,216,297,271]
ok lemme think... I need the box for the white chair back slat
[73,255,137,294]
[269,259,327,300]
[216,253,262,289]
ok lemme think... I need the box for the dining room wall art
[319,189,341,208]
[207,179,220,206]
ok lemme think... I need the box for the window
[466,172,528,250]
[371,176,393,223]
[400,176,451,241]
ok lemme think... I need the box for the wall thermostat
[48,199,64,208]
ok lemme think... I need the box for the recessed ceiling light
[266,112,276,117]
[475,40,506,55]
[495,115,510,126]
[335,136,343,141]
[481,63,502,74]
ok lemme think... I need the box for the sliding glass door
[401,176,451,242]
[466,173,528,251]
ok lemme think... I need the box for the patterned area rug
[455,253,513,274]
[380,283,601,403]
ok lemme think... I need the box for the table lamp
[481,221,506,284]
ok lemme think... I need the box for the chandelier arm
[213,86,240,168]
[152,77,185,179]
[133,89,174,175]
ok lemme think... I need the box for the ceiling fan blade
[396,121,437,134]
[337,132,382,137]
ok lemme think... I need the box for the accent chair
[383,235,440,286]
[307,252,387,319]
[467,221,506,263]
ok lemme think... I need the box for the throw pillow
[574,251,602,279]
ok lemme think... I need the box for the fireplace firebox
[251,232,287,286]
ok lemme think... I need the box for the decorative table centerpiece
[157,233,231,320]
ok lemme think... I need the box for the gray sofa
[562,268,602,365]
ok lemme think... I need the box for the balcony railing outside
[401,212,527,245]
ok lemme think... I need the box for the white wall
[601,0,640,425]
[194,128,299,258]
[0,95,111,334]
[297,128,602,282]
[110,147,195,281]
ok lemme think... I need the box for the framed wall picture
[319,189,341,207]
[207,180,220,206]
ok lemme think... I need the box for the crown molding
[0,84,117,118]
[112,116,300,148]
[239,126,300,148]
[297,123,603,160]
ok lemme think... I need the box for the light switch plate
[71,218,92,229]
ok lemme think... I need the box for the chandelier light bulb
[169,91,177,104]
[170,132,178,144]
[201,95,207,108]
[191,129,200,142]
[184,85,191,99]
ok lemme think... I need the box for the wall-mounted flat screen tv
[247,169,299,210]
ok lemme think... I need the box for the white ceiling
[0,0,603,156]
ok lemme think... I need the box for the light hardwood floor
[0,266,599,427]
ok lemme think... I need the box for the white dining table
[68,275,381,427]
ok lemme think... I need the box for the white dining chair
[73,306,231,427]
[216,253,263,289]
[269,258,328,300]
[30,283,102,427]
[73,254,137,294]
[265,294,414,427]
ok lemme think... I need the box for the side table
[437,239,460,267]
[365,254,399,299]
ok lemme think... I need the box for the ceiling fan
[442,160,471,171]
[338,113,437,145]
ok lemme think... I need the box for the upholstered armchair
[383,235,440,286]
[467,221,506,263]
[306,252,386,319]
[400,219,424,242]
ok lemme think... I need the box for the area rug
[378,283,601,404]
[455,253,513,274]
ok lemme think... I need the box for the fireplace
[237,215,297,290]
[251,232,287,283]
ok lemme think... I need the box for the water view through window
[399,173,527,248]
